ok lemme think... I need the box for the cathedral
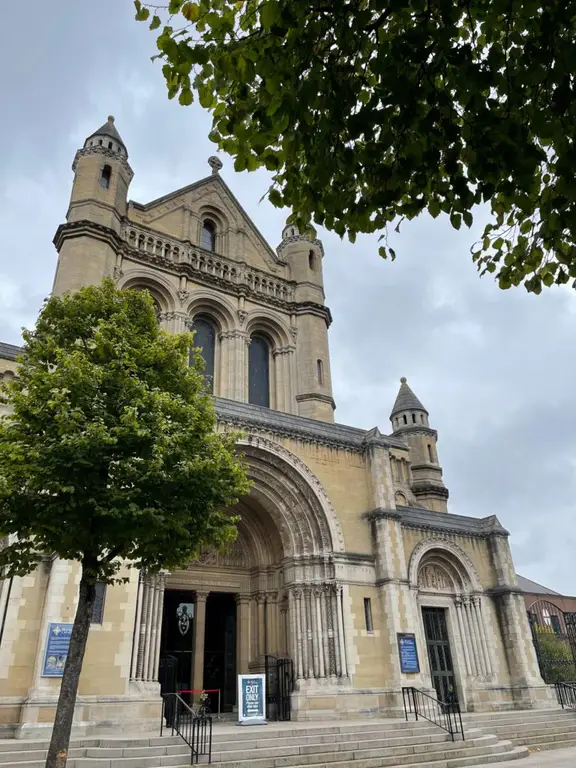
[0,117,553,737]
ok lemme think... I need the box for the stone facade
[0,118,554,737]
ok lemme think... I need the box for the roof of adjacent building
[390,377,428,418]
[0,341,21,361]
[516,574,561,596]
[87,115,126,150]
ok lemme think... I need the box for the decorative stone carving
[178,289,190,305]
[237,309,248,326]
[418,564,452,591]
[190,536,247,568]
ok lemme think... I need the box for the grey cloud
[1,0,575,594]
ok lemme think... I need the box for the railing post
[412,688,418,722]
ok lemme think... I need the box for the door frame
[418,594,466,710]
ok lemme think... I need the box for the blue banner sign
[398,632,420,674]
[42,622,73,677]
[237,674,267,725]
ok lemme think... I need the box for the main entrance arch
[156,438,349,712]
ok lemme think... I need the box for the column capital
[235,593,250,605]
[195,590,210,601]
[256,592,266,604]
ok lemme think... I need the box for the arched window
[427,443,434,462]
[100,164,112,189]
[317,359,324,385]
[412,413,416,423]
[309,250,315,270]
[201,220,216,251]
[191,315,216,393]
[249,335,270,407]
[403,414,408,425]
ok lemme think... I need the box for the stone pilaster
[131,570,166,684]
[235,594,250,675]
[487,533,553,707]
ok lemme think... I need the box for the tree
[0,280,250,768]
[136,0,576,294]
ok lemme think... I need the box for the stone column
[454,598,473,676]
[192,591,209,691]
[135,572,152,680]
[335,584,349,678]
[313,587,326,678]
[257,593,266,657]
[151,572,167,681]
[236,595,250,675]
[130,571,145,680]
[267,592,278,656]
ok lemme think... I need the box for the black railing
[556,682,576,711]
[161,693,213,764]
[402,687,464,742]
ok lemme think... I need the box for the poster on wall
[237,674,267,725]
[42,623,73,677]
[397,632,420,674]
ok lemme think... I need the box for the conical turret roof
[390,377,428,418]
[87,115,126,152]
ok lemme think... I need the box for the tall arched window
[201,220,216,251]
[317,359,324,385]
[100,164,112,189]
[249,335,270,407]
[191,315,216,393]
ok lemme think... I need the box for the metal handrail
[556,681,576,711]
[402,687,464,742]
[161,693,213,764]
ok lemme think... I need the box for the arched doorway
[527,600,576,683]
[410,539,494,708]
[157,438,348,713]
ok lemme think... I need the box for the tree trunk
[45,565,96,768]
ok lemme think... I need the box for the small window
[108,141,113,149]
[98,139,103,145]
[201,220,216,251]
[421,414,425,423]
[91,582,106,624]
[427,444,434,462]
[309,250,315,270]
[412,413,416,423]
[364,598,374,633]
[403,414,407,425]
[317,359,324,385]
[100,164,112,189]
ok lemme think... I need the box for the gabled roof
[131,171,279,264]
[390,377,428,418]
[87,115,126,150]
[516,574,561,596]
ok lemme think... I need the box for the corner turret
[52,116,133,295]
[277,218,335,422]
[390,378,449,512]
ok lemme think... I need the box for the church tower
[278,221,335,422]
[52,116,133,295]
[390,377,449,512]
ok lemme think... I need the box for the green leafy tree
[136,0,576,294]
[0,280,250,768]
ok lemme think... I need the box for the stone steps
[0,719,525,768]
[464,706,576,753]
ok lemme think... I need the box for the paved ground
[483,746,576,766]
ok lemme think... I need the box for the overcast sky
[1,1,574,594]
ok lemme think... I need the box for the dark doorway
[160,589,195,695]
[422,607,458,705]
[204,593,237,712]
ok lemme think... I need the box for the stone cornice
[485,585,525,597]
[72,146,134,180]
[364,505,510,539]
[53,220,123,253]
[392,425,438,439]
[214,397,406,452]
[412,483,450,500]
[296,393,336,410]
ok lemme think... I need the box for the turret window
[249,335,270,408]
[309,250,315,270]
[100,164,112,189]
[317,359,324,385]
[201,220,216,251]
[427,443,434,462]
[403,414,407,425]
[412,413,416,423]
[191,315,217,393]
[421,414,425,423]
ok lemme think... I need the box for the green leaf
[182,2,200,22]
[150,15,162,30]
[179,87,193,106]
[463,211,473,228]
[450,213,462,231]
